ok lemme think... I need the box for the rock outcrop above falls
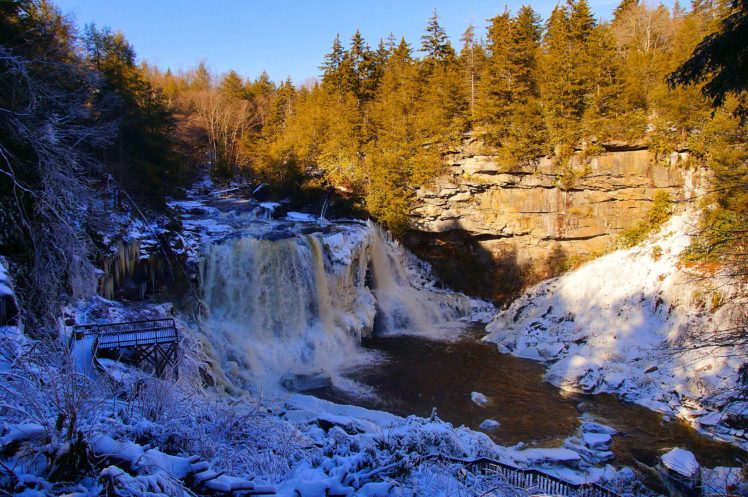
[407,145,691,301]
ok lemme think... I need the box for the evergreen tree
[366,38,424,233]
[320,33,345,91]
[541,0,597,157]
[477,9,512,142]
[84,24,184,199]
[420,9,455,63]
[219,70,247,100]
[341,30,377,102]
[503,5,548,163]
[669,0,748,119]
[190,60,212,91]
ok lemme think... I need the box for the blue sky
[56,0,625,84]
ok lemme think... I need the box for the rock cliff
[406,143,692,302]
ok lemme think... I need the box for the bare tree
[0,45,116,329]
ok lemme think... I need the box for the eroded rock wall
[407,145,691,301]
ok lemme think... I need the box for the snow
[581,422,616,434]
[470,391,489,406]
[660,448,699,479]
[479,419,500,430]
[701,466,746,496]
[286,211,316,222]
[484,209,748,446]
[582,432,612,449]
[5,175,705,495]
[515,447,582,466]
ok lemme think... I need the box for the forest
[140,0,747,236]
[0,0,745,325]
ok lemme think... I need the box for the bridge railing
[72,318,176,338]
[95,326,178,350]
[418,454,622,497]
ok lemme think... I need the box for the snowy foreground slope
[485,210,747,448]
[2,305,646,497]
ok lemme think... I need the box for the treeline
[146,0,741,232]
[0,0,745,325]
[0,0,189,326]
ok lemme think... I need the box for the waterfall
[196,222,471,393]
[368,224,469,335]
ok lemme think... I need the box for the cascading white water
[368,225,470,335]
[196,222,471,393]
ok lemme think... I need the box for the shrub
[618,191,674,248]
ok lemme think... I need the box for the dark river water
[314,330,746,478]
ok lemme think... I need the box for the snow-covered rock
[484,210,747,446]
[479,419,500,430]
[581,422,617,435]
[582,432,612,450]
[660,448,700,479]
[471,391,489,406]
[701,466,746,496]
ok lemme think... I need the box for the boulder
[281,372,333,392]
[661,448,700,480]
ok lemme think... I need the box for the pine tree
[219,70,246,100]
[670,0,748,119]
[503,5,548,163]
[613,0,639,22]
[541,0,597,156]
[84,24,183,198]
[320,33,346,92]
[190,61,212,91]
[420,9,455,63]
[365,38,424,233]
[476,9,512,142]
[341,30,376,102]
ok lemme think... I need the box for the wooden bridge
[416,454,623,497]
[72,318,179,377]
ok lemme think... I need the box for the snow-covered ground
[3,301,651,497]
[484,209,748,449]
[5,177,743,496]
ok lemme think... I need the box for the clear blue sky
[56,0,626,84]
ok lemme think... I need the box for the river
[313,329,746,486]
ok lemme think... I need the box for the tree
[320,33,346,92]
[0,0,117,327]
[459,23,484,119]
[420,9,455,63]
[476,9,512,142]
[340,30,377,102]
[365,39,425,233]
[668,0,748,119]
[541,0,597,157]
[219,70,247,100]
[502,5,547,163]
[190,60,212,91]
[84,24,185,199]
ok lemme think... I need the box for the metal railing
[72,318,178,350]
[418,454,622,497]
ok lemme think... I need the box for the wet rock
[281,372,333,392]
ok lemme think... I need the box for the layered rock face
[407,144,689,301]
